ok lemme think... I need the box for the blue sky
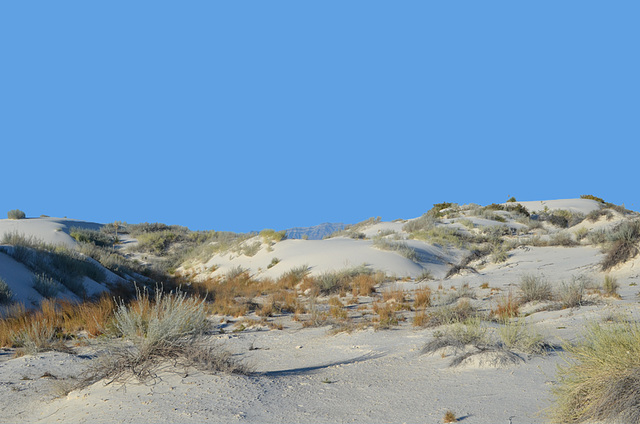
[1,2,638,233]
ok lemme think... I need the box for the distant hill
[285,222,345,240]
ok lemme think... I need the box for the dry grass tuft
[414,286,432,309]
[550,320,640,423]
[443,410,457,423]
[491,291,520,319]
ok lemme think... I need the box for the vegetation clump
[551,320,640,423]
[7,209,26,220]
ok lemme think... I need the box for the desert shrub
[497,318,547,355]
[32,273,60,298]
[81,287,246,384]
[549,231,577,247]
[586,208,613,222]
[422,318,489,354]
[317,272,343,294]
[426,299,479,327]
[0,277,12,303]
[580,194,605,203]
[226,265,248,281]
[7,209,26,220]
[276,265,310,289]
[69,227,115,247]
[603,274,620,298]
[13,320,60,355]
[557,278,585,308]
[372,237,418,261]
[259,229,286,243]
[110,288,209,344]
[601,220,640,270]
[491,245,509,263]
[507,196,516,203]
[550,320,640,423]
[267,257,280,269]
[519,274,553,303]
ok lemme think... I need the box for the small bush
[497,318,547,355]
[557,278,584,308]
[267,257,280,269]
[601,220,640,270]
[549,232,578,247]
[422,318,488,355]
[7,209,26,220]
[0,277,12,303]
[519,274,553,303]
[82,288,242,384]
[32,273,60,298]
[550,320,640,423]
[13,320,69,356]
[414,286,432,309]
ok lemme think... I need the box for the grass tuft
[550,320,640,423]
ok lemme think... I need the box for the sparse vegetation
[372,237,418,261]
[443,410,457,423]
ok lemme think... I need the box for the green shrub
[135,230,178,254]
[507,197,517,203]
[551,320,640,423]
[7,209,26,220]
[0,277,12,303]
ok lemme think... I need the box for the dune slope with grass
[1,198,640,423]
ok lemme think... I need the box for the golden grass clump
[414,286,432,309]
[491,291,520,319]
[443,410,457,423]
[351,274,377,296]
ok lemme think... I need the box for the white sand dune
[1,199,639,423]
